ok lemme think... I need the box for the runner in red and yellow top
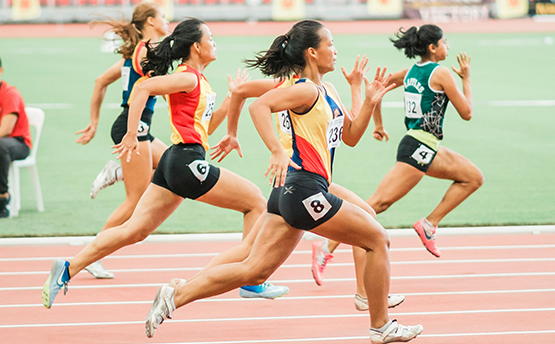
[145,20,423,343]
[167,64,214,151]
[41,18,288,313]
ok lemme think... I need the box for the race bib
[326,116,344,149]
[121,66,131,91]
[188,160,210,182]
[277,110,292,135]
[201,93,217,122]
[411,144,435,165]
[404,92,423,119]
[302,192,332,221]
[137,121,149,137]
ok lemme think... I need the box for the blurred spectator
[0,57,32,218]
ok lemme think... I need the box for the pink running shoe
[413,218,441,258]
[311,241,333,286]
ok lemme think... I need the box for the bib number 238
[327,116,344,149]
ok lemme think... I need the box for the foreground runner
[42,18,288,310]
[145,20,422,343]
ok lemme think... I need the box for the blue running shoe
[42,259,70,309]
[239,282,289,299]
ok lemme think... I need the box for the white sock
[371,319,393,333]
[115,166,123,181]
[321,239,331,254]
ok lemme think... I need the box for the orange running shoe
[413,218,441,257]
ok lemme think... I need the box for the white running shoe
[90,160,121,199]
[145,285,176,338]
[239,282,289,299]
[355,294,406,311]
[85,260,115,279]
[369,320,423,343]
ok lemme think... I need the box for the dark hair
[391,24,443,59]
[245,20,324,79]
[90,2,160,59]
[141,18,205,77]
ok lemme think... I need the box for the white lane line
[3,257,555,276]
[2,307,555,328]
[3,272,555,292]
[2,288,555,309]
[1,225,553,247]
[3,244,555,263]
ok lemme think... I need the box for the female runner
[144,20,422,343]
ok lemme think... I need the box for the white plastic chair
[8,107,45,217]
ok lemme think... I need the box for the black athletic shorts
[396,135,438,173]
[267,170,343,230]
[111,107,155,144]
[152,143,220,200]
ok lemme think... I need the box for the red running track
[1,229,555,344]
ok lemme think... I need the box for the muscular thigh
[427,146,480,181]
[121,140,153,196]
[196,167,264,213]
[329,183,375,217]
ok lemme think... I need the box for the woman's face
[152,8,169,37]
[431,37,449,62]
[314,27,337,74]
[197,24,217,63]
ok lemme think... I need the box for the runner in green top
[366,24,483,258]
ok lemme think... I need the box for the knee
[465,167,484,191]
[245,188,266,215]
[473,168,485,190]
[124,223,151,244]
[242,261,275,285]
[367,198,392,215]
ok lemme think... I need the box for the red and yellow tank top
[167,65,216,151]
[289,79,344,184]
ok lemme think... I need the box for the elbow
[233,83,249,99]
[462,110,472,121]
[342,136,359,147]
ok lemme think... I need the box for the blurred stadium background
[0,0,553,237]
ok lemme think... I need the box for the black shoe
[0,196,10,218]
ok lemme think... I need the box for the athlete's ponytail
[142,18,205,77]
[90,2,160,59]
[391,24,443,59]
[245,20,324,79]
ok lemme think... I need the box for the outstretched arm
[341,54,369,117]
[371,67,408,142]
[112,72,198,162]
[210,78,279,162]
[249,83,317,187]
[448,52,472,120]
[208,68,250,135]
[342,67,396,147]
[76,59,124,145]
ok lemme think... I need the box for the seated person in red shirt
[0,57,32,218]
